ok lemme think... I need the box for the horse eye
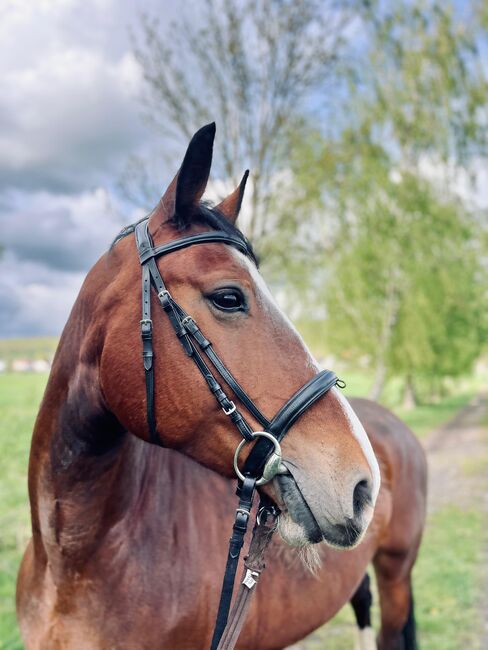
[209,289,246,312]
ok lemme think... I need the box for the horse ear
[148,123,216,234]
[215,171,249,225]
[173,122,215,228]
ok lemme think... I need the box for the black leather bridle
[134,218,341,649]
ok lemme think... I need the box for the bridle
[134,218,342,649]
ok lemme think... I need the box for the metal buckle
[257,504,280,527]
[233,431,288,486]
[158,289,171,301]
[140,318,152,330]
[222,401,236,416]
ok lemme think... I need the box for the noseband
[134,218,341,649]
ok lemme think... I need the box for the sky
[0,0,180,337]
[0,0,486,339]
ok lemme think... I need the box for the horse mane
[111,202,259,266]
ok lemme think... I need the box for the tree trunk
[369,360,386,401]
[402,374,417,410]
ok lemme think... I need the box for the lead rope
[210,477,257,650]
[216,502,279,650]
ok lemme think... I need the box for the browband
[139,231,251,264]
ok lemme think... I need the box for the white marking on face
[355,627,376,650]
[333,388,381,504]
[232,246,381,508]
[231,249,318,371]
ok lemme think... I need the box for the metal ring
[233,431,282,486]
[257,504,280,527]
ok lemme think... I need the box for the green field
[0,338,58,363]
[0,359,485,647]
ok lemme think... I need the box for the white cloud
[418,155,488,210]
[0,46,146,191]
[0,0,160,193]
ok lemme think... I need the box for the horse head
[101,123,380,549]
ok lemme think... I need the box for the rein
[134,219,341,649]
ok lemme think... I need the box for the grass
[0,338,485,648]
[398,393,476,438]
[0,374,46,650]
[414,506,486,650]
[309,506,487,650]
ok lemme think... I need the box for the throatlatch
[134,218,343,649]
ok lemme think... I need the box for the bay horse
[17,124,427,649]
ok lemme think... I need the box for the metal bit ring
[233,431,286,486]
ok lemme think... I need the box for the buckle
[158,289,171,301]
[222,400,236,416]
[140,318,152,332]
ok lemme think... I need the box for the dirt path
[424,394,488,513]
[424,395,488,645]
[290,394,488,649]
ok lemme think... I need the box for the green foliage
[356,0,488,165]
[282,0,488,399]
[325,174,485,382]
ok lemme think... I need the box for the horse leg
[373,549,418,650]
[350,572,376,650]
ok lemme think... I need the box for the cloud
[0,47,146,193]
[0,0,155,194]
[0,188,128,271]
[0,187,144,337]
[0,254,86,337]
[0,0,172,337]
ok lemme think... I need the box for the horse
[17,123,427,649]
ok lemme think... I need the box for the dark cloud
[0,188,145,336]
[0,190,128,272]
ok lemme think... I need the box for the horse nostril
[353,479,372,517]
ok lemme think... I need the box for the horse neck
[31,329,183,575]
[28,261,177,574]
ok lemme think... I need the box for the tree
[130,0,358,241]
[286,0,487,402]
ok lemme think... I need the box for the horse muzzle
[275,463,375,549]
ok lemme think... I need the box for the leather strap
[139,231,250,264]
[216,502,277,650]
[171,307,270,429]
[241,370,338,481]
[210,477,256,650]
[136,225,161,445]
[135,220,257,445]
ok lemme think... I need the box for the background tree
[130,0,359,240]
[285,0,487,402]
